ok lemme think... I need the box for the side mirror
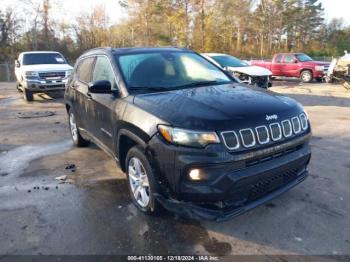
[15,60,20,68]
[88,80,112,94]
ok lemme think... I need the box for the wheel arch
[300,68,313,76]
[117,126,152,172]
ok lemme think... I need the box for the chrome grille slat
[39,71,66,79]
[255,126,270,144]
[239,129,256,148]
[221,131,240,150]
[299,113,308,130]
[281,120,293,137]
[269,123,282,141]
[292,117,301,134]
[221,114,309,151]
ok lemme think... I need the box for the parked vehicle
[326,52,350,90]
[251,53,329,83]
[65,47,311,221]
[202,53,272,89]
[15,51,73,101]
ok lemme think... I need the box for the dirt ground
[0,81,349,256]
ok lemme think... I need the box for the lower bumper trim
[155,170,308,222]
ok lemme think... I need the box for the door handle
[86,92,93,100]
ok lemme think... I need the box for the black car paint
[65,47,311,221]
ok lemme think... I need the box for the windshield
[116,51,232,92]
[22,53,67,65]
[210,55,249,68]
[295,54,313,62]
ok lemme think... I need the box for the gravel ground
[0,81,349,256]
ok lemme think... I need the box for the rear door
[282,54,299,77]
[70,57,95,131]
[89,55,119,149]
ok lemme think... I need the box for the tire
[23,89,33,101]
[316,77,323,83]
[325,76,333,83]
[16,82,22,92]
[300,70,313,83]
[68,109,89,147]
[126,145,162,215]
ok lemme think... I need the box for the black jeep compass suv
[65,47,311,221]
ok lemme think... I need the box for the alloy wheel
[128,157,150,207]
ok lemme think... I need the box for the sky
[1,0,350,26]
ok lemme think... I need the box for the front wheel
[68,110,89,147]
[126,146,162,215]
[16,82,22,92]
[23,89,33,101]
[300,70,313,83]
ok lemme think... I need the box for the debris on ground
[55,174,74,184]
[55,175,67,181]
[17,111,55,119]
[65,164,76,172]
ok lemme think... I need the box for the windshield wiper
[174,80,221,89]
[129,86,169,92]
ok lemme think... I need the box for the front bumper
[156,170,308,222]
[23,78,67,92]
[313,70,326,78]
[149,133,311,221]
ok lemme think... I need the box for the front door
[283,54,299,77]
[88,56,120,149]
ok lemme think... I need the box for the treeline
[1,0,350,64]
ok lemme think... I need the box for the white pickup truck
[14,51,73,101]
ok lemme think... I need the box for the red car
[251,53,329,83]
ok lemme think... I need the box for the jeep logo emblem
[266,114,278,121]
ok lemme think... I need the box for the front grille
[39,71,66,79]
[220,113,309,151]
[221,156,309,209]
[247,167,299,202]
[251,76,269,88]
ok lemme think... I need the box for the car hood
[133,84,303,131]
[303,61,329,66]
[227,66,272,76]
[21,64,73,72]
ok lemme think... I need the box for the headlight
[66,69,73,76]
[25,71,39,79]
[315,66,324,72]
[158,125,220,148]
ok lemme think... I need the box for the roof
[81,46,191,57]
[20,51,62,55]
[202,53,228,57]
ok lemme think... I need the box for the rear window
[22,53,67,65]
[76,57,95,83]
[210,55,249,67]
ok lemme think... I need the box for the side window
[92,56,117,90]
[284,55,296,64]
[275,54,283,63]
[76,57,95,83]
